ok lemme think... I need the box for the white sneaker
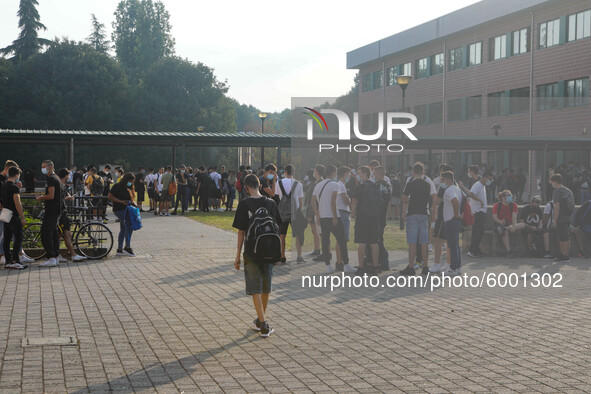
[428,243,433,252]
[71,254,87,262]
[19,254,35,264]
[57,255,68,263]
[39,258,58,267]
[0,256,5,264]
[439,263,450,272]
[343,264,356,273]
[325,265,334,274]
[442,268,460,277]
[429,263,441,273]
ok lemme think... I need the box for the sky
[0,0,480,113]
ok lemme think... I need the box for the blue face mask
[41,168,48,175]
[485,180,492,186]
[440,183,448,190]
[356,175,362,182]
[506,195,513,203]
[344,177,350,183]
[267,174,274,181]
[127,182,132,187]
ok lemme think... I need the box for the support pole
[68,138,74,168]
[277,146,282,168]
[171,146,176,169]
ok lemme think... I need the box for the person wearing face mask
[492,190,518,258]
[36,160,62,267]
[458,168,494,258]
[172,165,189,215]
[1,166,28,269]
[259,164,278,205]
[108,173,137,257]
[440,171,463,276]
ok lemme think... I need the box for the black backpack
[278,179,298,222]
[560,188,575,217]
[245,198,281,263]
[90,175,104,196]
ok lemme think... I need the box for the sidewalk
[0,212,590,393]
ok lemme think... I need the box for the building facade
[347,0,590,195]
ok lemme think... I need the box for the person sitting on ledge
[492,190,518,258]
[507,195,544,257]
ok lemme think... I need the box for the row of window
[361,9,590,92]
[410,77,588,124]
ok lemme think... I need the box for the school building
[346,0,590,194]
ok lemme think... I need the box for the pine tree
[87,14,111,54]
[0,0,51,61]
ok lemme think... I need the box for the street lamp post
[258,112,268,169]
[395,75,412,230]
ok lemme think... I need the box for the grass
[184,210,408,251]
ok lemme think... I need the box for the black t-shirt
[1,180,20,214]
[0,173,7,197]
[403,178,431,216]
[519,204,543,226]
[44,174,62,214]
[110,181,133,212]
[437,186,446,217]
[354,180,380,217]
[175,172,187,185]
[135,172,145,189]
[232,196,282,232]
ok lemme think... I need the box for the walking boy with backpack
[233,174,282,338]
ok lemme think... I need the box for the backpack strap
[318,179,334,201]
[278,179,288,198]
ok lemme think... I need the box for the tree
[1,39,131,130]
[112,0,175,73]
[134,56,235,132]
[1,0,51,61]
[87,14,111,54]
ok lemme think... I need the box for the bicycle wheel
[75,222,113,259]
[22,223,46,260]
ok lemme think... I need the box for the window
[416,57,428,78]
[387,66,398,86]
[509,87,530,114]
[414,104,427,124]
[513,28,530,54]
[466,95,482,119]
[362,73,372,92]
[429,102,443,124]
[448,47,464,71]
[373,70,383,89]
[488,92,504,117]
[430,53,444,75]
[537,82,559,110]
[539,18,560,48]
[468,42,482,66]
[447,99,463,121]
[565,77,589,107]
[568,10,591,42]
[490,35,507,60]
[400,62,411,76]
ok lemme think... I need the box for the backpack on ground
[168,175,177,195]
[244,198,281,263]
[90,175,104,196]
[277,179,298,222]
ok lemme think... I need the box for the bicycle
[20,205,113,260]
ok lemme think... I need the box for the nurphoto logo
[302,108,419,153]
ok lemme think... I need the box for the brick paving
[1,212,591,393]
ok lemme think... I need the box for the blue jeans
[406,214,429,244]
[581,189,590,204]
[339,210,350,241]
[114,210,133,249]
[444,218,462,270]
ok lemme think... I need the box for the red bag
[461,195,474,226]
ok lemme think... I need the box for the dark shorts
[244,254,273,295]
[59,214,72,232]
[279,221,290,235]
[557,222,570,242]
[354,216,379,244]
[433,217,445,240]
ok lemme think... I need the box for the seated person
[570,199,591,258]
[508,195,543,257]
[492,190,518,258]
[542,200,556,258]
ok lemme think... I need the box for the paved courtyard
[1,212,591,393]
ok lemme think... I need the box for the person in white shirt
[441,171,463,276]
[154,167,164,215]
[311,165,355,274]
[335,166,352,269]
[209,167,223,211]
[458,167,494,258]
[276,164,305,263]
